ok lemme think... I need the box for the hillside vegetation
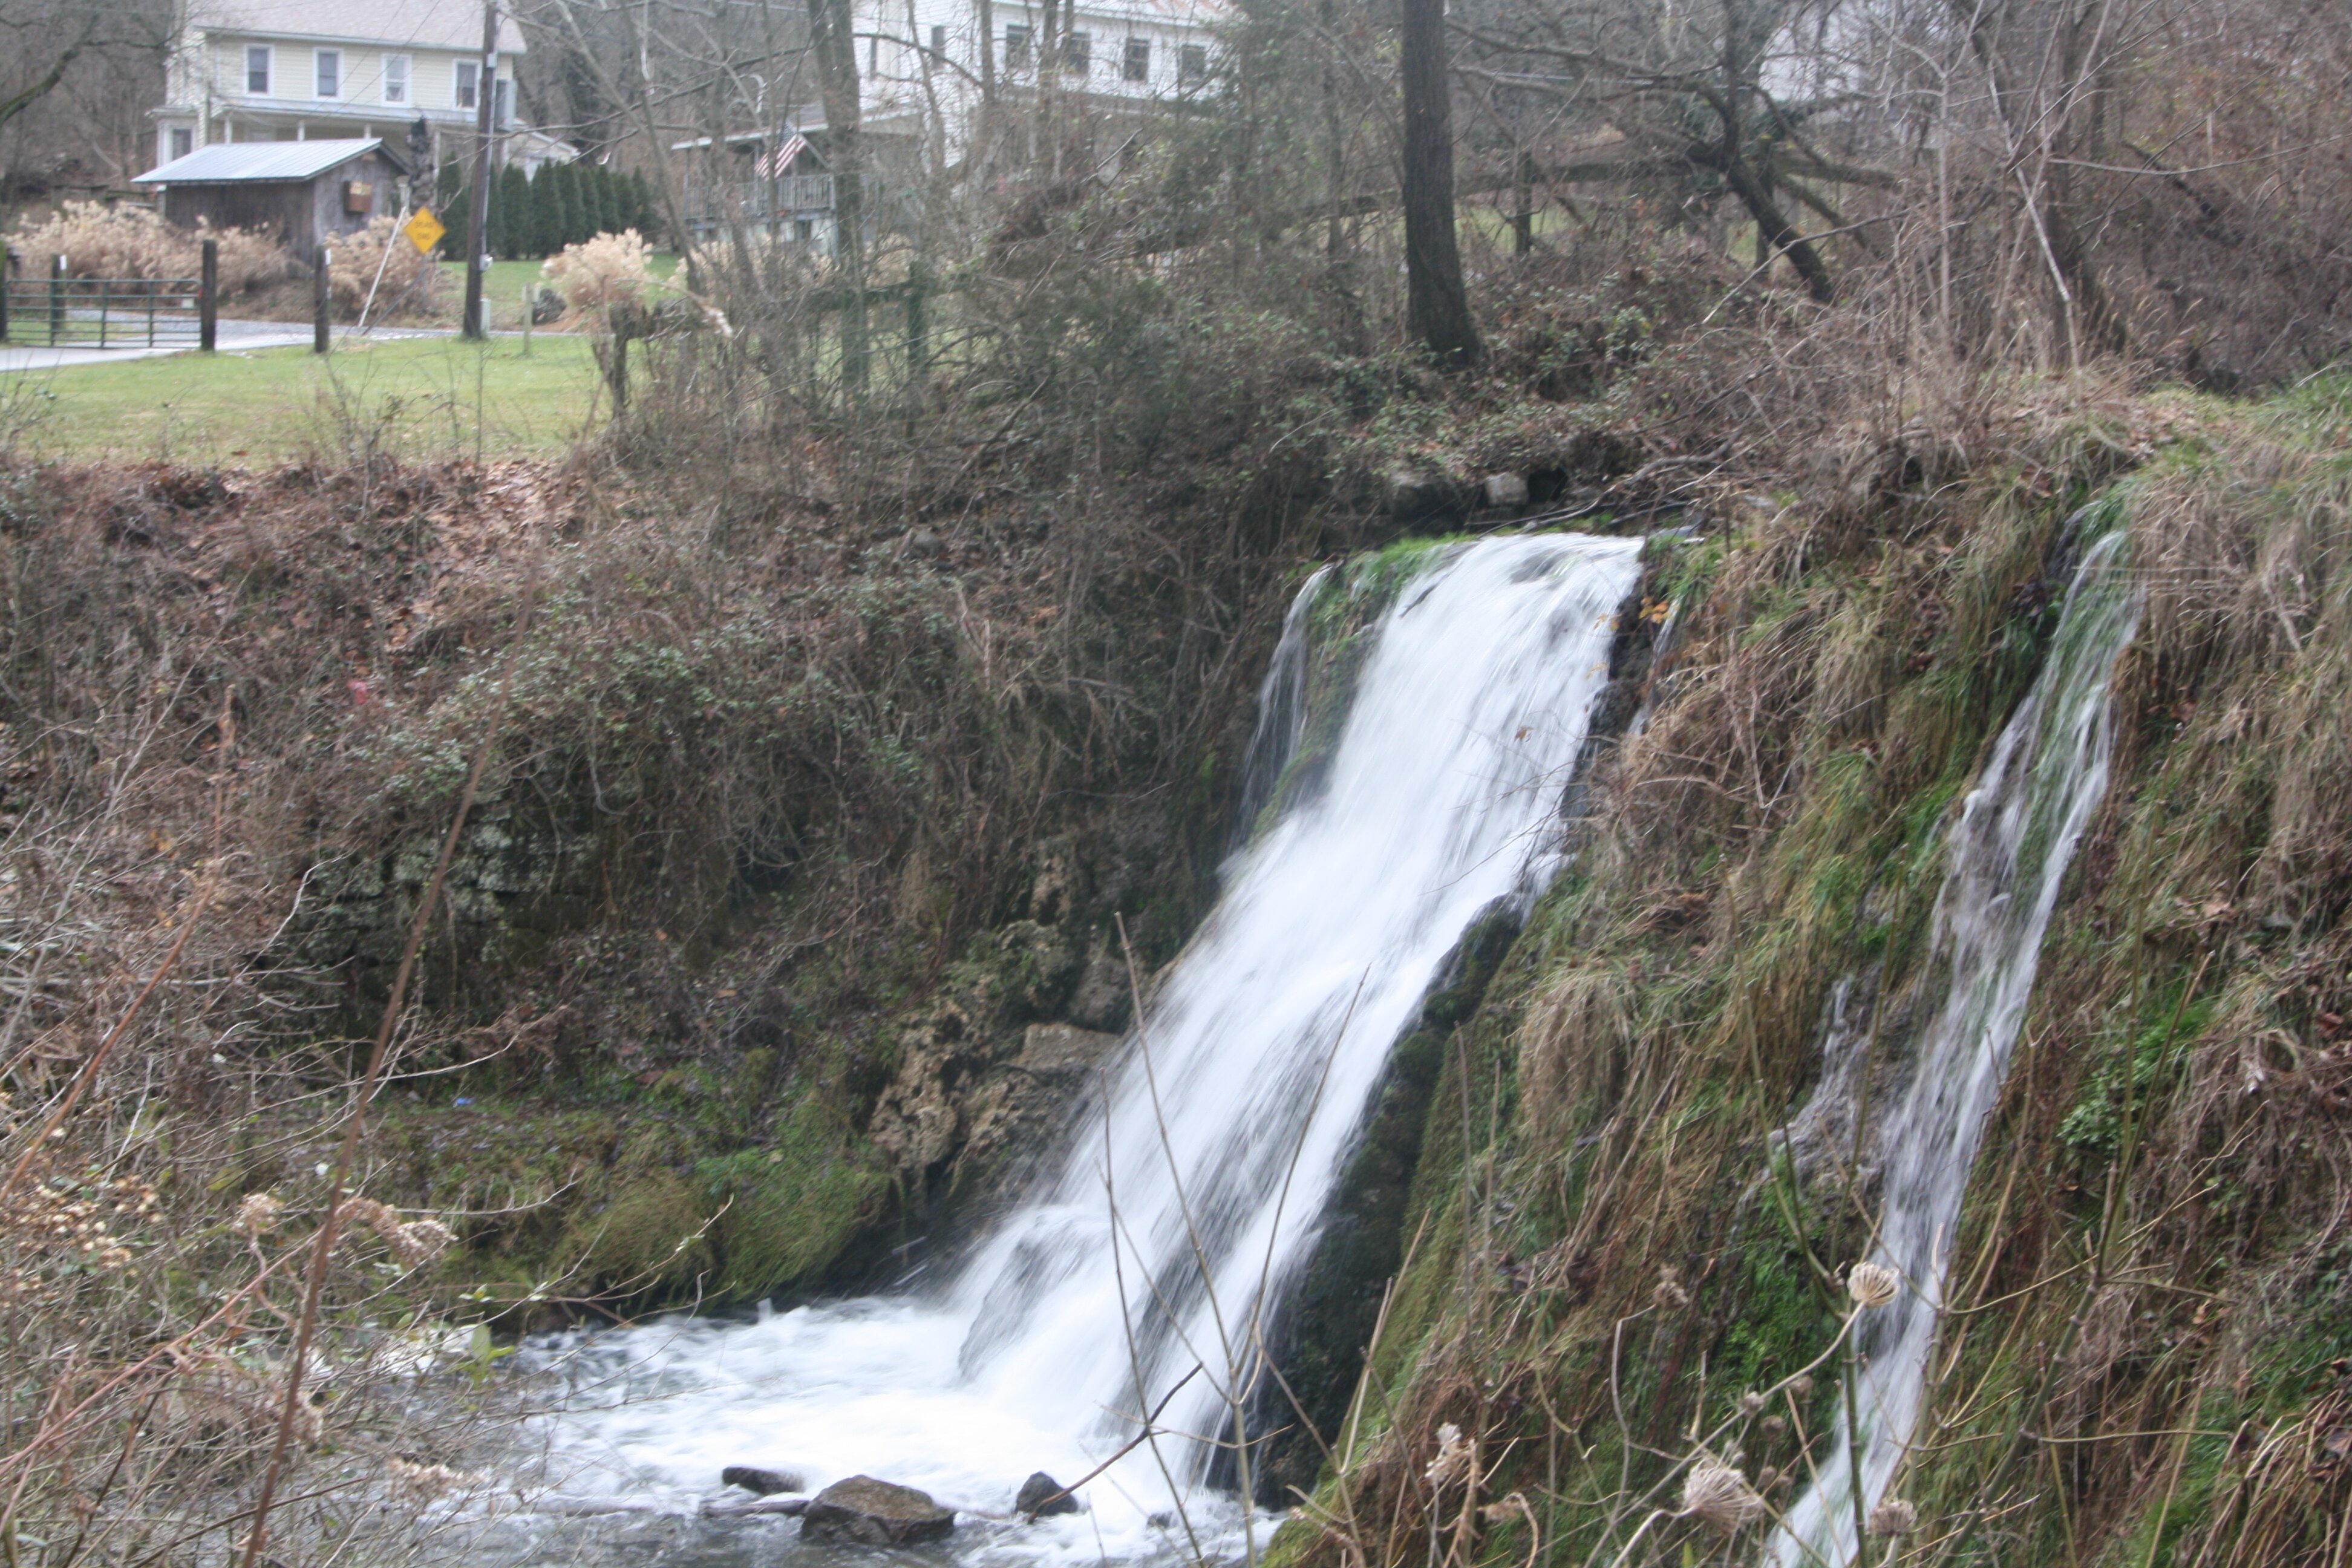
[3,0,2350,1558]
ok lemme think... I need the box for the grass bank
[3,332,601,463]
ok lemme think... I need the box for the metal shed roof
[132,139,390,186]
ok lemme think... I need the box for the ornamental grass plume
[1847,1261,1902,1308]
[326,215,440,312]
[543,229,655,316]
[1679,1460,1765,1532]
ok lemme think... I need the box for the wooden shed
[131,139,412,255]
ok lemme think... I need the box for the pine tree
[589,166,619,235]
[560,162,589,246]
[524,164,554,256]
[435,160,467,258]
[628,170,657,238]
[495,163,531,259]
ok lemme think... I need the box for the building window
[493,77,511,126]
[169,126,194,160]
[1178,43,1208,82]
[456,59,479,108]
[929,24,946,68]
[1061,30,1089,72]
[1123,36,1150,80]
[382,54,410,103]
[1004,24,1030,65]
[315,48,341,98]
[245,44,271,94]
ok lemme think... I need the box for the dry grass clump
[10,201,283,292]
[327,214,442,313]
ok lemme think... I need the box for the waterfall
[1769,533,2140,1565]
[526,534,1642,1556]
[1231,563,1333,849]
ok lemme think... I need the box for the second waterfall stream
[523,534,1644,1560]
[1771,532,2141,1565]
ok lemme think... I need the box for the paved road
[0,319,456,373]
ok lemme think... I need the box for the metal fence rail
[2,276,204,348]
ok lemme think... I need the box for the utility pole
[462,0,499,340]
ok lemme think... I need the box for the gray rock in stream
[723,1466,806,1495]
[800,1476,956,1545]
[1016,1472,1080,1517]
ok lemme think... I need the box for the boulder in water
[1016,1472,1080,1517]
[722,1466,805,1496]
[800,1475,956,1544]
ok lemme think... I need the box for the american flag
[756,134,809,178]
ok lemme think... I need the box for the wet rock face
[1013,1023,1122,1080]
[1016,1471,1080,1516]
[800,1475,956,1544]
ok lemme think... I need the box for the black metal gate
[1,273,203,349]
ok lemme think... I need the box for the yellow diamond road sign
[402,206,446,255]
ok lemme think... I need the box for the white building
[149,1,570,177]
[858,0,1227,161]
[679,0,1227,243]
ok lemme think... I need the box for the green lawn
[4,332,604,466]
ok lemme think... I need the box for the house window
[382,54,410,103]
[315,48,341,98]
[245,44,271,94]
[1177,43,1207,82]
[1061,30,1089,72]
[929,24,946,68]
[493,76,511,125]
[1004,24,1030,65]
[455,59,479,109]
[170,126,194,160]
[1123,36,1149,80]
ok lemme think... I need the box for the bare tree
[1400,0,1481,365]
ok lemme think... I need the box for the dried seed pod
[386,1219,456,1268]
[234,1192,282,1237]
[1424,1423,1472,1488]
[1868,1497,1918,1537]
[1680,1461,1765,1533]
[1739,1390,1767,1415]
[1655,1266,1691,1310]
[1847,1262,1901,1309]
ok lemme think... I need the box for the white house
[679,0,1227,243]
[149,1,571,176]
[857,0,1227,161]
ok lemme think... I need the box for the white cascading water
[1771,532,2139,1565]
[521,534,1642,1561]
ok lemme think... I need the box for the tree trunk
[1398,0,1480,367]
[809,0,868,394]
[1716,152,1834,303]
